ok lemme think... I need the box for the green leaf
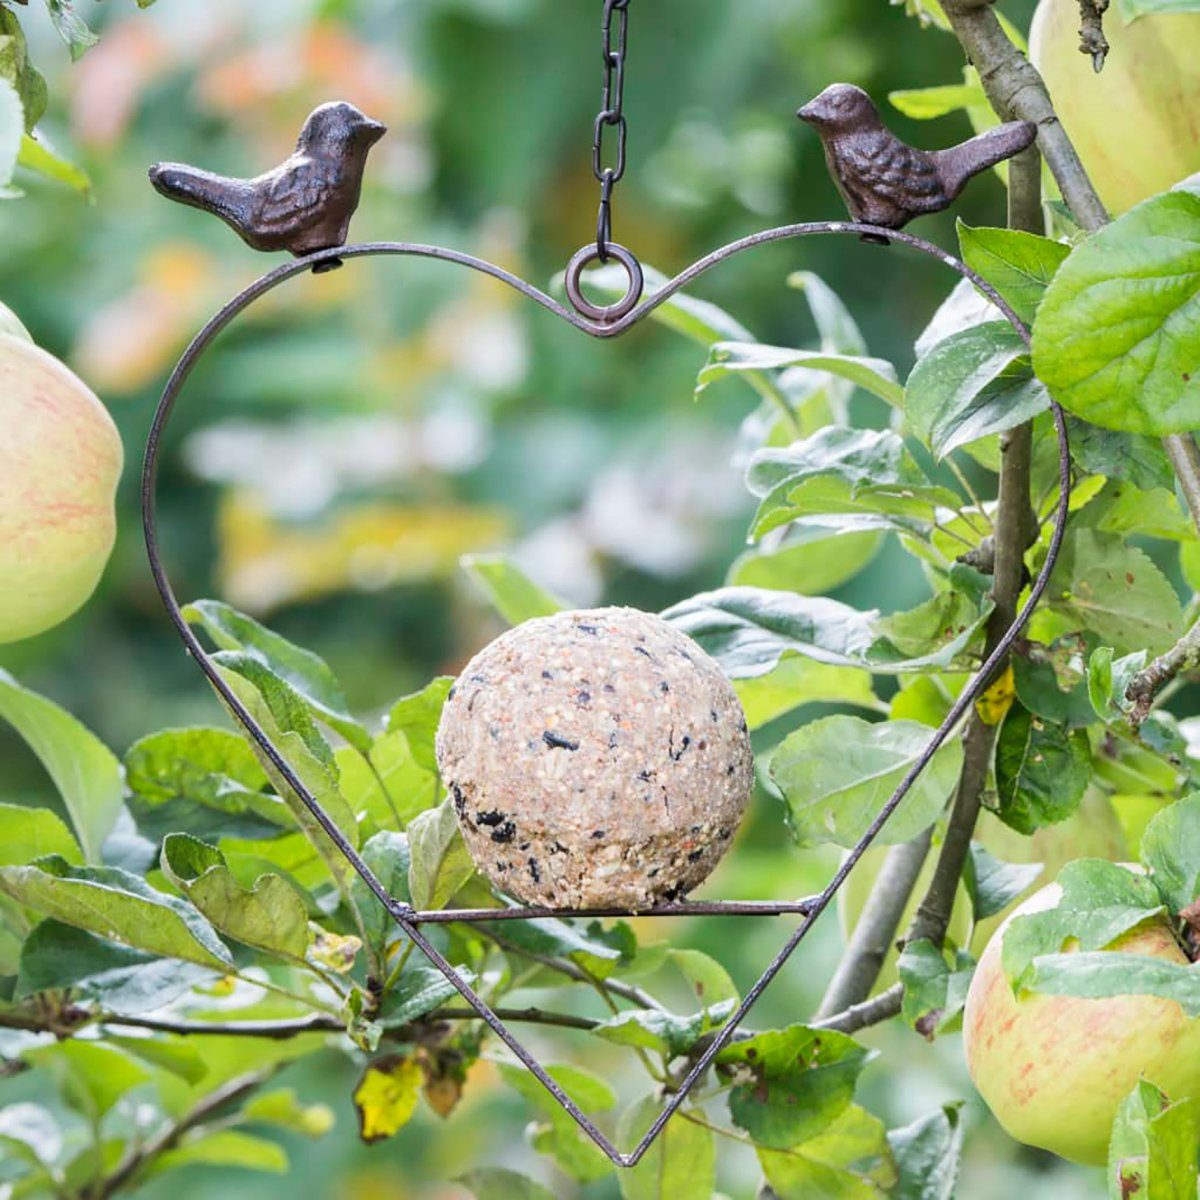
[617,1094,714,1200]
[786,271,868,356]
[890,84,981,121]
[0,668,122,862]
[593,1000,735,1059]
[0,802,81,866]
[771,716,963,849]
[887,1104,965,1200]
[350,830,411,954]
[457,1170,557,1200]
[185,600,370,753]
[16,920,215,1012]
[1087,646,1146,724]
[1107,1080,1199,1200]
[149,1130,289,1177]
[994,705,1092,834]
[734,657,880,731]
[905,322,1048,459]
[664,586,985,682]
[1027,951,1200,1018]
[1000,859,1166,989]
[500,1062,615,1185]
[480,914,624,978]
[957,222,1070,327]
[23,1040,148,1119]
[0,10,48,131]
[212,657,359,883]
[729,523,883,597]
[0,1103,60,1170]
[670,947,738,1010]
[1047,529,1184,657]
[384,676,453,775]
[745,427,958,539]
[161,834,310,962]
[898,941,974,1039]
[1117,0,1200,24]
[889,0,950,30]
[759,1104,895,1199]
[462,554,566,626]
[377,962,473,1027]
[698,342,904,408]
[1140,794,1200,915]
[353,1054,422,1142]
[1080,480,1198,543]
[241,1088,334,1137]
[1066,418,1175,491]
[125,727,290,844]
[1031,190,1200,435]
[18,134,89,195]
[43,0,99,60]
[0,856,232,971]
[965,843,1044,921]
[718,1025,874,1150]
[407,797,474,910]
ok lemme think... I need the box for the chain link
[591,0,631,261]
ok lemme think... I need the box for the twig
[1078,0,1110,73]
[1125,621,1200,727]
[99,1071,270,1197]
[1165,434,1200,535]
[814,830,932,1019]
[811,984,903,1034]
[904,143,1041,949]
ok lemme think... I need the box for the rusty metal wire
[142,224,1071,1167]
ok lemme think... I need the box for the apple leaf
[1031,190,1200,435]
[905,322,1048,459]
[406,797,473,910]
[1087,647,1148,724]
[160,834,311,963]
[1140,794,1200,916]
[476,914,624,978]
[744,427,959,539]
[617,1094,713,1200]
[499,1063,615,1185]
[185,599,370,753]
[0,856,232,971]
[43,0,99,60]
[887,1104,965,1200]
[1001,859,1166,990]
[1107,1080,1199,1200]
[461,554,566,627]
[0,669,123,863]
[18,134,89,195]
[1117,0,1200,21]
[456,1170,557,1200]
[349,831,411,955]
[125,727,289,844]
[0,803,80,867]
[899,940,975,1040]
[353,1054,422,1144]
[994,704,1092,834]
[957,223,1070,327]
[717,1025,875,1150]
[733,656,880,731]
[771,715,963,849]
[1027,952,1200,1018]
[384,677,452,776]
[0,10,48,132]
[964,843,1044,922]
[669,947,739,1011]
[729,522,882,597]
[697,341,904,408]
[758,1104,896,1198]
[786,271,869,356]
[376,963,474,1029]
[16,920,215,1013]
[593,1000,735,1060]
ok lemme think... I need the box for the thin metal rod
[142,222,1071,1168]
[413,898,820,923]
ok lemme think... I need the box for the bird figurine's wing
[245,157,332,237]
[841,132,945,219]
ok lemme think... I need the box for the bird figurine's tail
[933,120,1039,200]
[148,163,249,232]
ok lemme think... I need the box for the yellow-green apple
[1031,0,1200,213]
[964,878,1200,1165]
[0,334,123,642]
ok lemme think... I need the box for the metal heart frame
[142,223,1071,1168]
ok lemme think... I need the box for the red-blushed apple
[1031,0,1200,213]
[963,879,1200,1166]
[0,333,123,642]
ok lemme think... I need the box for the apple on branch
[0,332,123,643]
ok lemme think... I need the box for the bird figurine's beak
[796,101,819,125]
[361,118,388,145]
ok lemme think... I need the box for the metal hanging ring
[565,240,643,322]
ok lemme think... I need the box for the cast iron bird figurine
[797,83,1037,233]
[148,101,387,263]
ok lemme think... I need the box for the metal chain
[592,0,631,261]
